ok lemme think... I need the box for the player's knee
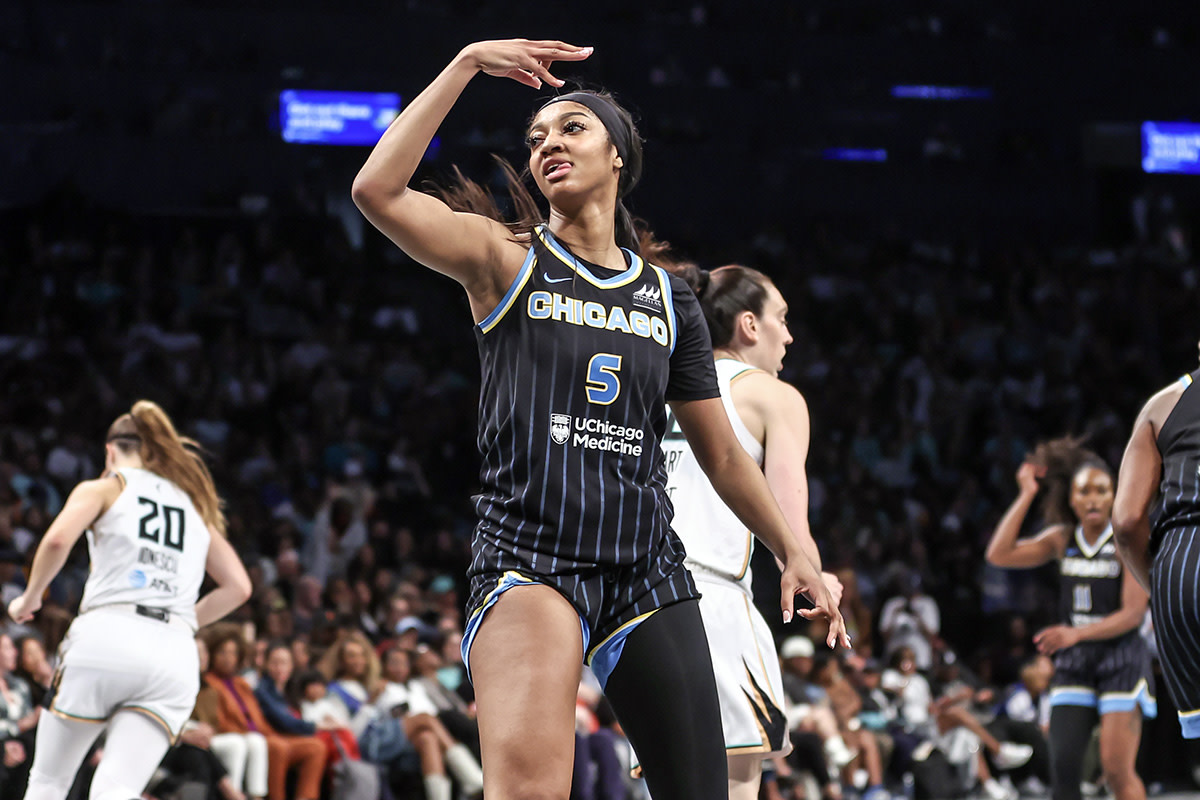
[1099,751,1137,786]
[1101,764,1139,792]
[407,711,438,731]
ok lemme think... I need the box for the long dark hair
[1027,436,1113,527]
[669,263,774,347]
[431,89,669,260]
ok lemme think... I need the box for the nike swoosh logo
[544,273,572,283]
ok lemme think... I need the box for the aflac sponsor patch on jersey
[632,283,662,311]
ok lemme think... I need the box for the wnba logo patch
[632,284,662,310]
[550,414,571,445]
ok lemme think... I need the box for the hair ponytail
[614,202,639,253]
[428,159,542,244]
[108,400,227,535]
[662,263,773,348]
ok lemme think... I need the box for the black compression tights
[603,599,728,800]
[1049,704,1098,800]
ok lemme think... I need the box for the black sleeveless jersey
[1059,523,1124,628]
[1152,369,1200,554]
[468,226,719,578]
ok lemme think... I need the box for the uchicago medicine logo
[550,414,571,445]
[549,413,644,456]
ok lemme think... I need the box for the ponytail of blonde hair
[107,400,227,535]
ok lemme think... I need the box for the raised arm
[985,463,1064,569]
[670,396,849,648]
[1113,383,1180,591]
[351,40,591,317]
[7,477,117,623]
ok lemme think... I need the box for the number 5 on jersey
[586,353,622,405]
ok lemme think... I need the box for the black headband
[540,92,640,197]
[106,433,141,444]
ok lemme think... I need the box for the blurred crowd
[0,185,1197,799]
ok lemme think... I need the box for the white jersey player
[663,264,848,800]
[9,401,251,800]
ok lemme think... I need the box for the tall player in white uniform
[8,400,252,800]
[662,264,845,800]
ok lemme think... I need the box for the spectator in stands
[203,625,327,800]
[884,646,1032,800]
[879,570,941,671]
[253,640,360,769]
[0,633,36,799]
[779,637,858,779]
[189,634,267,800]
[13,636,51,708]
[810,653,890,800]
[318,630,482,800]
[990,655,1053,793]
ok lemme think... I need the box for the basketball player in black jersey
[352,39,846,800]
[985,438,1153,800]
[1114,349,1200,741]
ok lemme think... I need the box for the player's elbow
[229,571,253,605]
[40,532,73,555]
[698,445,745,488]
[351,174,383,213]
[1111,509,1145,547]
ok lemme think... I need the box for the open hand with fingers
[462,39,593,90]
[781,563,851,649]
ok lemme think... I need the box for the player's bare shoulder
[730,369,808,441]
[75,473,126,503]
[1144,378,1189,434]
[734,370,808,415]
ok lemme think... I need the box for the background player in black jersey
[352,39,846,800]
[1113,350,1200,742]
[985,438,1153,800]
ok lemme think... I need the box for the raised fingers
[527,44,592,86]
[531,41,593,59]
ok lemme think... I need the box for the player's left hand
[1033,624,1078,655]
[6,594,39,624]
